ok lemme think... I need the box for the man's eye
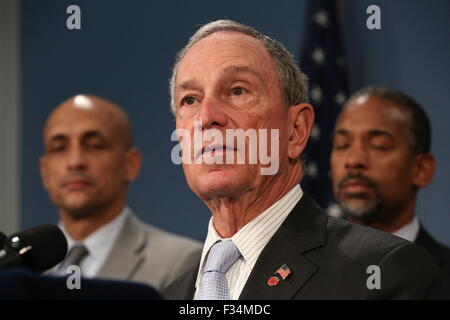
[370,137,393,150]
[87,143,104,150]
[370,144,391,151]
[182,96,196,106]
[49,145,66,153]
[231,87,243,96]
[332,136,349,150]
[333,143,349,150]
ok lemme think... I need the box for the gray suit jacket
[96,212,202,290]
[164,194,444,299]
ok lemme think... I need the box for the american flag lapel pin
[267,264,291,287]
[275,264,291,280]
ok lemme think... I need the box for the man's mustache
[337,173,380,193]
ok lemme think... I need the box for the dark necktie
[58,244,89,273]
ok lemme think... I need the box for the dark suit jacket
[164,194,443,299]
[415,226,450,299]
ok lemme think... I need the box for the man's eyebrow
[220,65,264,80]
[47,130,105,143]
[176,65,265,91]
[47,134,67,143]
[332,128,395,140]
[175,79,203,93]
[332,128,349,137]
[82,130,105,141]
[367,129,395,140]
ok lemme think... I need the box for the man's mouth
[197,145,236,159]
[64,180,92,190]
[341,179,373,194]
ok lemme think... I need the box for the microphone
[0,232,6,248]
[0,225,68,273]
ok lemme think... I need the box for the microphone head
[6,224,68,272]
[0,232,6,248]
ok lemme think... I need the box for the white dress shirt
[194,184,303,300]
[49,207,130,277]
[392,215,420,243]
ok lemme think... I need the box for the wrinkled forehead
[176,31,277,84]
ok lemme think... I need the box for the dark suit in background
[416,226,450,298]
[329,85,449,299]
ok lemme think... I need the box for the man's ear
[412,153,435,188]
[39,156,49,190]
[287,103,315,160]
[125,147,142,183]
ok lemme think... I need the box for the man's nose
[66,146,87,171]
[197,95,228,129]
[344,142,369,171]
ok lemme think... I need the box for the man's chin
[339,198,382,224]
[192,171,248,199]
[58,198,100,219]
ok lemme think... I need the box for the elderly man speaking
[164,20,443,300]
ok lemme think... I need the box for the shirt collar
[195,184,303,288]
[60,207,130,262]
[392,215,420,242]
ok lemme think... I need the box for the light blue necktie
[196,240,241,300]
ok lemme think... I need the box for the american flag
[299,0,349,215]
[275,264,291,280]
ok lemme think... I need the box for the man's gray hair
[169,19,309,114]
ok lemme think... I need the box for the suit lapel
[164,262,199,300]
[239,193,327,300]
[96,213,147,280]
[183,268,198,299]
[179,266,199,299]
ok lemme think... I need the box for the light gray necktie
[196,240,241,300]
[58,244,89,273]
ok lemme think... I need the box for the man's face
[331,96,417,223]
[174,32,291,200]
[40,106,134,217]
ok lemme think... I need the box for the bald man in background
[41,94,202,290]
